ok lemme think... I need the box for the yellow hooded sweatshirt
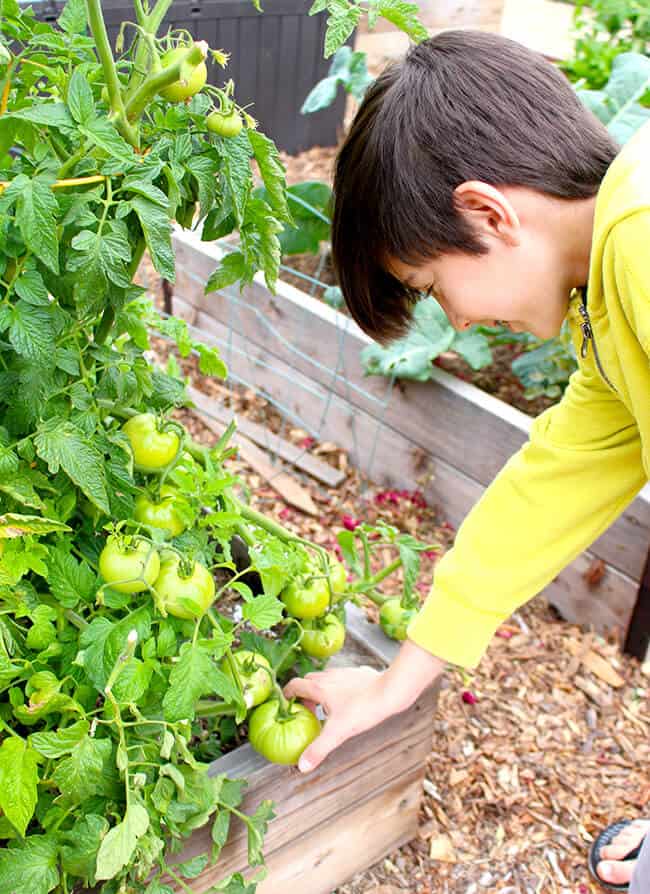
[407,121,650,669]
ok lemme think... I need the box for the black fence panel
[28,0,351,154]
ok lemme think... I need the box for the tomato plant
[134,484,187,537]
[123,413,181,473]
[0,0,429,890]
[153,553,215,619]
[300,612,346,659]
[222,649,272,708]
[248,699,321,766]
[280,573,330,619]
[159,46,208,102]
[207,107,243,138]
[99,533,161,593]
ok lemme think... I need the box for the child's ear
[453,181,520,246]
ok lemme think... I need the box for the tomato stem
[84,0,139,145]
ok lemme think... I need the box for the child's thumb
[297,723,345,773]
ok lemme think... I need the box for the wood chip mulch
[153,335,650,894]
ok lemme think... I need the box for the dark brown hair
[331,30,619,341]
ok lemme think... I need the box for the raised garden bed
[161,605,439,893]
[169,227,650,657]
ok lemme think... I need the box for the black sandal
[588,819,645,892]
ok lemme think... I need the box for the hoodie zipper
[577,297,617,393]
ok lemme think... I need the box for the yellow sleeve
[609,211,650,358]
[407,362,646,669]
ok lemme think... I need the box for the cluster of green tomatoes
[95,413,352,765]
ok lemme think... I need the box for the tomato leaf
[163,641,222,722]
[95,801,150,881]
[58,0,87,35]
[67,69,95,125]
[35,418,111,515]
[60,814,109,882]
[205,250,248,293]
[376,0,428,43]
[29,719,90,758]
[0,835,59,894]
[247,129,291,224]
[241,593,284,630]
[15,177,60,274]
[130,196,175,281]
[51,736,112,801]
[0,737,39,836]
[246,800,275,866]
[47,545,96,609]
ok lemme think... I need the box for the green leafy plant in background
[560,0,650,89]
[362,298,492,381]
[254,180,332,255]
[301,44,374,114]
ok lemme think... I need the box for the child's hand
[283,666,400,773]
[284,639,444,773]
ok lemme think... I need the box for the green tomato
[123,414,181,474]
[248,699,321,766]
[99,535,160,594]
[154,555,215,620]
[379,598,417,642]
[206,109,243,138]
[159,48,207,102]
[280,574,330,620]
[221,650,272,709]
[328,559,347,598]
[300,613,346,659]
[134,485,186,538]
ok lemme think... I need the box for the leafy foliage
[578,51,650,142]
[362,298,492,381]
[301,45,374,114]
[561,0,650,90]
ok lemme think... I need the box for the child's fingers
[283,676,324,705]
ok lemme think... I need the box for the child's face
[388,183,592,341]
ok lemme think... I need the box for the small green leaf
[52,736,112,802]
[246,800,275,866]
[205,251,248,293]
[60,814,109,881]
[80,117,135,163]
[15,178,60,274]
[241,593,284,630]
[247,130,291,224]
[30,719,90,758]
[67,69,95,125]
[58,0,87,35]
[95,802,150,881]
[130,196,175,281]
[0,738,39,836]
[377,0,428,42]
[35,417,110,515]
[163,642,223,722]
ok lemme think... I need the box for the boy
[284,30,650,891]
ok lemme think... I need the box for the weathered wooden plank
[171,228,650,584]
[187,384,346,488]
[624,545,650,662]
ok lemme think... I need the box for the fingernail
[298,756,312,773]
[599,863,613,881]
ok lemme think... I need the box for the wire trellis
[144,236,399,501]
